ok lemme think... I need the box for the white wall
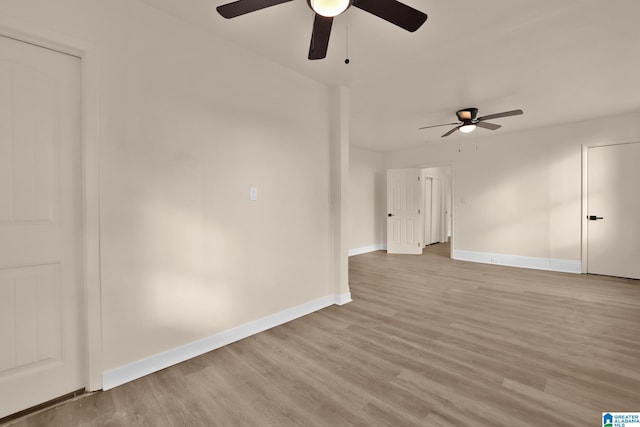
[386,111,640,264]
[349,147,385,254]
[0,0,336,378]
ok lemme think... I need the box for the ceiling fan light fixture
[459,124,476,134]
[309,0,351,17]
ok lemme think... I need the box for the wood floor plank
[3,242,639,426]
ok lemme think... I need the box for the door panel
[587,142,640,279]
[387,169,423,254]
[0,60,57,223]
[0,264,62,373]
[0,35,83,418]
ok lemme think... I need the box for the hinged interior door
[387,169,423,254]
[0,35,84,418]
[587,142,640,279]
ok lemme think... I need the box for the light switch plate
[250,187,258,201]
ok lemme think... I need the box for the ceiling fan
[216,0,428,60]
[420,108,524,137]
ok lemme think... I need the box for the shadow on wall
[454,136,581,260]
[100,111,332,369]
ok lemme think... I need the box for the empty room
[0,1,639,426]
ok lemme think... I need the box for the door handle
[388,213,394,217]
[587,215,604,220]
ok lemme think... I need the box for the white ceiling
[141,0,640,152]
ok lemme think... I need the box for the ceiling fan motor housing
[457,107,478,122]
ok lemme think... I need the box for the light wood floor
[4,243,640,426]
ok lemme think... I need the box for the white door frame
[423,176,433,245]
[0,17,102,391]
[581,139,639,275]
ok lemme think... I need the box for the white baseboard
[452,249,582,274]
[334,292,352,305]
[102,293,351,391]
[349,244,386,256]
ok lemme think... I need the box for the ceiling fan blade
[308,14,333,60]
[419,122,460,130]
[477,109,523,122]
[217,0,294,18]
[441,126,460,138]
[476,121,501,131]
[353,0,428,32]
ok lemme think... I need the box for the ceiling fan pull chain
[345,13,350,64]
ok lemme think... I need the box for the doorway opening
[421,166,452,248]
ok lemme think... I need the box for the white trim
[452,250,581,274]
[348,244,386,256]
[102,294,350,390]
[333,292,352,305]
[0,16,103,391]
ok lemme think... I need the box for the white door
[387,169,423,254]
[423,177,432,246]
[431,178,443,244]
[0,35,84,417]
[587,142,640,279]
